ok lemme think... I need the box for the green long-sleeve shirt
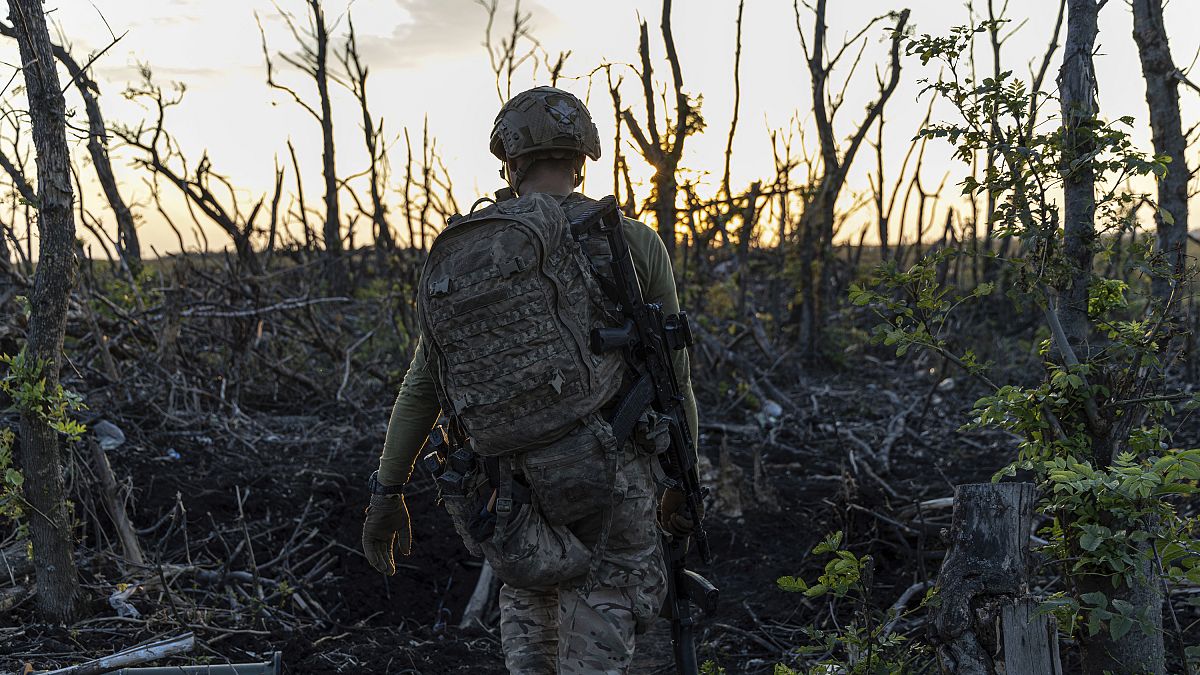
[376,209,699,486]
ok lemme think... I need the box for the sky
[6,0,1200,256]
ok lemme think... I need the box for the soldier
[360,86,699,674]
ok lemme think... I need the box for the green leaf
[1111,599,1135,616]
[813,531,843,555]
[803,583,829,598]
[1109,615,1133,641]
[776,576,808,593]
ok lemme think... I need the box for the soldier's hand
[362,493,412,575]
[659,488,702,537]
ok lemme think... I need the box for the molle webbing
[418,192,624,456]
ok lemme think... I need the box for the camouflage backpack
[417,192,624,456]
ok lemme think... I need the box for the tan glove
[659,488,702,537]
[362,493,412,575]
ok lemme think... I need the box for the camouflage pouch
[633,409,671,456]
[440,493,484,558]
[519,416,624,527]
[480,501,591,589]
[439,468,489,557]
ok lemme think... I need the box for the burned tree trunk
[933,483,1060,674]
[7,0,82,623]
[793,1,908,359]
[57,46,140,273]
[0,24,142,272]
[1057,5,1165,670]
[261,0,342,285]
[311,0,342,285]
[341,15,394,252]
[90,438,144,567]
[113,72,265,277]
[621,0,695,257]
[1132,0,1189,307]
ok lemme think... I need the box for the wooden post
[932,483,1061,674]
[459,561,500,629]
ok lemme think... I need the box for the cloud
[93,63,227,84]
[352,0,562,71]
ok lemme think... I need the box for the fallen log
[31,632,194,675]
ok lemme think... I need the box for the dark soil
[2,349,1016,675]
[4,308,1197,674]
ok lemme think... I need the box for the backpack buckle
[498,256,527,277]
[495,497,514,514]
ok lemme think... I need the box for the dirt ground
[6,282,1198,675]
[2,347,1026,674]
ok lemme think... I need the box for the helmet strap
[572,157,585,187]
[502,161,531,196]
[502,155,585,195]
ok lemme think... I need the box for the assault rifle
[570,195,719,675]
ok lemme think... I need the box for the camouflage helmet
[490,86,602,163]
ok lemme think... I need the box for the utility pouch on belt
[518,414,624,526]
[478,458,592,588]
[442,492,485,558]
[421,425,490,559]
[633,409,672,455]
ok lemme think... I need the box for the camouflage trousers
[499,454,666,674]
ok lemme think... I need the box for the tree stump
[932,483,1061,674]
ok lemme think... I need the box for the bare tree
[793,0,910,358]
[0,118,36,273]
[477,0,538,104]
[868,97,932,262]
[1056,0,1099,349]
[1132,0,1189,306]
[260,0,343,286]
[721,0,746,202]
[621,0,703,256]
[7,0,83,623]
[339,14,394,251]
[0,24,141,273]
[398,120,459,251]
[537,47,570,87]
[114,69,266,275]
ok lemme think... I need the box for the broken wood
[932,482,1060,674]
[33,632,194,675]
[0,583,31,612]
[89,439,145,566]
[459,560,499,629]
